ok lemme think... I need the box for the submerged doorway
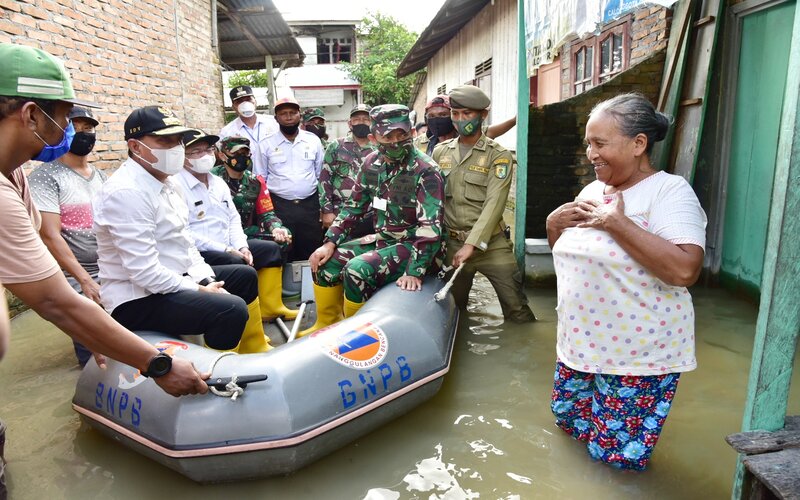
[717,0,796,298]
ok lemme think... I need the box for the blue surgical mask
[32,107,75,163]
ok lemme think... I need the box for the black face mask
[69,131,96,157]
[427,116,454,137]
[225,153,252,173]
[352,124,370,139]
[305,123,326,139]
[279,123,300,135]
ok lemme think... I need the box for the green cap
[0,43,99,108]
[219,135,251,154]
[449,84,490,111]
[302,107,325,123]
[369,104,411,136]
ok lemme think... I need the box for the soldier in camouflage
[432,85,536,323]
[319,103,377,237]
[301,104,444,335]
[302,107,328,149]
[212,136,291,246]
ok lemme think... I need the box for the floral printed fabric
[551,360,680,471]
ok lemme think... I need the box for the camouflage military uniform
[433,134,535,322]
[316,138,444,303]
[210,165,287,239]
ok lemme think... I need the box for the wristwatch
[198,277,216,286]
[142,352,172,378]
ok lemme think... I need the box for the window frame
[570,16,631,96]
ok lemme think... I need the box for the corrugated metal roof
[396,0,490,78]
[217,0,305,70]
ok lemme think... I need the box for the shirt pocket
[464,172,489,202]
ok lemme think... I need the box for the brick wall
[559,6,671,99]
[0,0,224,171]
[525,49,666,238]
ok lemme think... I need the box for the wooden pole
[514,0,530,270]
[732,6,800,498]
[265,54,276,114]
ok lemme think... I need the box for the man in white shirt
[260,96,325,261]
[219,85,277,175]
[93,106,267,353]
[174,129,297,325]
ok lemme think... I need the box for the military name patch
[468,165,489,174]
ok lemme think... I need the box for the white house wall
[426,0,518,150]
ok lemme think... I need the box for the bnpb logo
[316,322,388,369]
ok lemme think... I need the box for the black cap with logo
[124,106,192,140]
[229,85,254,102]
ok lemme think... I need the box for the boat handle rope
[434,264,463,302]
[206,351,245,401]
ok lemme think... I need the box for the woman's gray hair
[589,93,671,154]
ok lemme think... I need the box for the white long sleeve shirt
[93,159,214,313]
[218,114,278,175]
[173,169,248,252]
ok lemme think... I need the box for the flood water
[1,278,799,499]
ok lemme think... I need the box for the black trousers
[271,193,323,262]
[201,239,283,269]
[111,265,257,350]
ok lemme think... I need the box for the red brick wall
[0,0,224,171]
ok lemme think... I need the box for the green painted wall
[721,1,796,295]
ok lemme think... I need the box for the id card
[373,196,387,211]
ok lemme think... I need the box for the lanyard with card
[373,196,387,211]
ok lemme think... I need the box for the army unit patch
[495,164,508,179]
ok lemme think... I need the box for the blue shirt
[259,130,324,200]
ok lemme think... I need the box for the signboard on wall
[294,88,345,107]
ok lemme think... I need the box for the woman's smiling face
[584,112,642,187]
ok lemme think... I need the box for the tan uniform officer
[432,84,536,323]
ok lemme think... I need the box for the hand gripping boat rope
[434,264,463,302]
[207,352,245,401]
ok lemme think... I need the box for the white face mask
[238,101,256,118]
[187,154,216,174]
[134,141,185,176]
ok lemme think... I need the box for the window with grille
[317,37,353,64]
[570,18,630,96]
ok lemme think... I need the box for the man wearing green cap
[302,107,328,148]
[433,84,536,323]
[0,43,208,393]
[0,45,209,493]
[303,104,444,335]
[319,103,377,237]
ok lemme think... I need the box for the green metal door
[721,0,796,296]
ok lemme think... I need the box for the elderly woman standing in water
[545,93,707,470]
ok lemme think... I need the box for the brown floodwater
[1,279,798,499]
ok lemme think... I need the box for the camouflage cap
[425,94,450,112]
[369,104,411,136]
[301,107,325,123]
[350,103,371,117]
[449,85,490,110]
[219,135,251,154]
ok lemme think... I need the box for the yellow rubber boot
[257,267,298,320]
[236,299,273,353]
[343,297,364,318]
[297,283,344,338]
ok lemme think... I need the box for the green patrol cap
[0,43,99,108]
[449,84,490,110]
[350,103,371,117]
[302,107,325,123]
[219,135,251,154]
[370,104,411,136]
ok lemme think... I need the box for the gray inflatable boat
[72,277,458,483]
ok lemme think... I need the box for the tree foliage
[343,12,421,107]
[227,69,269,89]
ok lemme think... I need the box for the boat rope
[434,264,463,302]
[206,352,245,401]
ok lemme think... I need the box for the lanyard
[242,121,260,145]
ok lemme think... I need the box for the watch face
[149,353,172,377]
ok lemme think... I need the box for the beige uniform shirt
[432,134,513,251]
